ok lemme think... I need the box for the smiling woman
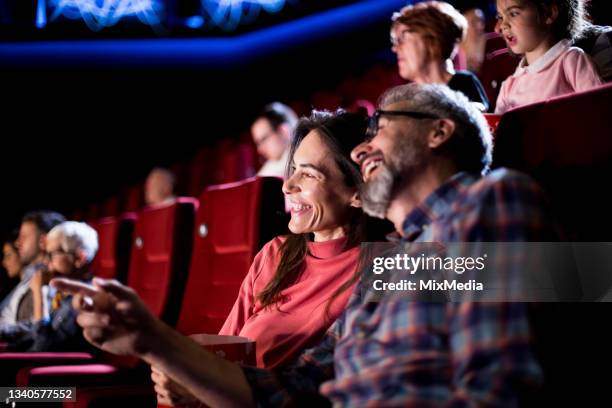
[147,110,373,404]
[254,109,369,313]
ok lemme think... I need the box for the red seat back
[128,198,197,324]
[176,177,286,335]
[122,184,145,213]
[493,83,612,240]
[91,213,137,282]
[479,33,520,111]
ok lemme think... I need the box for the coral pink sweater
[219,236,359,368]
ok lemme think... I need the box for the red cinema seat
[493,82,612,240]
[91,213,137,282]
[121,184,145,213]
[214,140,258,184]
[0,352,95,385]
[484,113,502,135]
[128,198,197,324]
[478,33,520,111]
[176,176,286,336]
[188,147,218,197]
[100,196,121,218]
[83,204,100,223]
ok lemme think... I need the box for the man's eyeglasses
[254,131,276,147]
[367,109,439,139]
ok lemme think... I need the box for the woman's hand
[151,365,200,407]
[50,277,163,358]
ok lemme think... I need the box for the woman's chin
[288,222,308,235]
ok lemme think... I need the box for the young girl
[495,0,602,114]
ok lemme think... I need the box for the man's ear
[278,123,292,141]
[349,191,362,209]
[427,119,455,149]
[38,233,47,252]
[74,249,89,269]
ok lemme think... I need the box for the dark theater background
[0,0,610,233]
[0,0,410,234]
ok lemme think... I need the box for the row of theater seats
[72,137,260,221]
[1,176,288,406]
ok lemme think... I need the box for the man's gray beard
[360,163,395,219]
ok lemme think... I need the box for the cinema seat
[0,352,95,386]
[100,196,121,218]
[121,184,145,213]
[493,82,612,240]
[214,140,258,184]
[478,33,520,111]
[176,176,286,335]
[128,198,197,324]
[483,113,502,135]
[187,147,217,197]
[91,213,137,282]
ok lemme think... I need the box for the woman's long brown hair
[256,110,370,310]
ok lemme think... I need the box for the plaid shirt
[243,168,557,407]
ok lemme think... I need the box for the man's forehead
[252,118,273,133]
[381,101,414,111]
[20,222,39,234]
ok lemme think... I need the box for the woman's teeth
[293,203,312,211]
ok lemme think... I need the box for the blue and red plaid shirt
[243,168,558,407]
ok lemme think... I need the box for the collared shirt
[242,168,558,407]
[495,39,602,114]
[0,262,40,325]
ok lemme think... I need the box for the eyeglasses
[390,29,411,47]
[43,248,73,260]
[367,109,439,139]
[254,131,276,147]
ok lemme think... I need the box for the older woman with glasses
[391,1,490,112]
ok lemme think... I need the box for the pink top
[495,39,602,114]
[219,236,359,368]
